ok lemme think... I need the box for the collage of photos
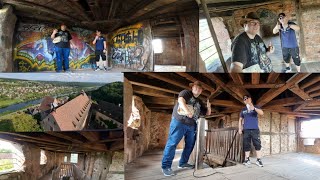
[0,0,319,180]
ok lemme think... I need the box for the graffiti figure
[112,48,125,66]
[127,46,144,68]
[33,37,56,62]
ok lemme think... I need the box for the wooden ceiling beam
[64,0,91,21]
[305,83,320,94]
[142,96,175,106]
[299,75,320,89]
[79,131,100,142]
[133,85,175,98]
[45,132,84,144]
[129,80,179,94]
[266,72,280,83]
[176,72,216,93]
[251,73,260,85]
[229,73,244,85]
[310,90,320,98]
[257,73,311,107]
[3,0,81,23]
[203,73,244,103]
[289,84,312,100]
[210,99,243,108]
[264,97,304,107]
[126,0,156,19]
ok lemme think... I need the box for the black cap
[278,13,286,18]
[243,95,251,100]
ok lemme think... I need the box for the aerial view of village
[0,78,123,132]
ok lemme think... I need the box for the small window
[40,150,47,165]
[152,39,163,53]
[64,155,68,162]
[70,153,78,163]
[301,119,320,138]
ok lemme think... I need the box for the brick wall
[155,38,183,65]
[299,0,320,61]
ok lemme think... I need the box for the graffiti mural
[14,23,96,72]
[110,22,152,71]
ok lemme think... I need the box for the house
[41,92,92,131]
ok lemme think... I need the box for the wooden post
[195,118,206,170]
[200,0,228,73]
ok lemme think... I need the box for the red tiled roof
[39,96,55,111]
[51,93,91,131]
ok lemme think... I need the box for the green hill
[88,82,123,105]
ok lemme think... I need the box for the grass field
[0,112,42,132]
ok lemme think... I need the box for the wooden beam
[257,73,311,107]
[142,96,175,106]
[176,72,216,92]
[310,90,320,98]
[203,74,244,103]
[79,131,100,142]
[3,0,81,23]
[126,0,155,19]
[133,85,175,98]
[45,132,84,144]
[226,82,250,102]
[129,80,179,94]
[299,75,320,89]
[210,99,243,108]
[305,83,320,94]
[266,72,280,83]
[289,84,312,100]
[64,0,91,21]
[264,97,304,107]
[229,73,244,85]
[239,83,284,89]
[251,73,260,85]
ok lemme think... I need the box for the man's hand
[268,42,275,54]
[187,112,193,118]
[53,29,58,34]
[95,36,99,40]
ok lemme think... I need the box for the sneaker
[103,67,108,71]
[284,67,292,73]
[178,163,195,169]
[65,69,72,73]
[94,67,100,71]
[256,159,264,167]
[162,168,175,176]
[243,158,251,166]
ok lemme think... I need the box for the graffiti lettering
[18,24,46,32]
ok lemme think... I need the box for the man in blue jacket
[273,13,301,72]
[239,95,264,167]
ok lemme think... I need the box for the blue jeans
[55,47,70,71]
[161,117,196,169]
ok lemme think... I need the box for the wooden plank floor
[125,150,320,180]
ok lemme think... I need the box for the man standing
[161,81,211,176]
[273,13,301,72]
[92,30,108,71]
[230,12,275,73]
[51,24,72,72]
[238,95,264,167]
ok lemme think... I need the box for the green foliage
[0,159,14,171]
[0,113,43,132]
[89,82,123,105]
[0,149,12,153]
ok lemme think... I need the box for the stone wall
[299,0,320,61]
[0,5,17,72]
[155,38,184,66]
[208,111,297,157]
[149,112,185,149]
[124,78,152,163]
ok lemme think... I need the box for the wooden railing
[205,127,243,165]
[52,163,74,180]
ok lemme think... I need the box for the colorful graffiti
[110,22,152,71]
[14,23,96,72]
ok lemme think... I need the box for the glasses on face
[279,16,285,20]
[248,21,260,26]
[243,97,249,101]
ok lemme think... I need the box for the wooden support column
[200,0,227,73]
[195,118,206,170]
[180,14,199,72]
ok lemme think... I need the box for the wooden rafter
[176,72,216,93]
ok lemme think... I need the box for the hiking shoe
[103,67,108,71]
[284,67,292,73]
[256,159,264,167]
[162,168,175,176]
[94,67,100,71]
[243,158,251,166]
[178,163,195,169]
[65,69,72,73]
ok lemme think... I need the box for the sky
[0,73,123,83]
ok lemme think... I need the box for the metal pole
[200,0,228,73]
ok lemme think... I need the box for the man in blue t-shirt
[92,30,107,71]
[239,95,264,167]
[273,13,301,73]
